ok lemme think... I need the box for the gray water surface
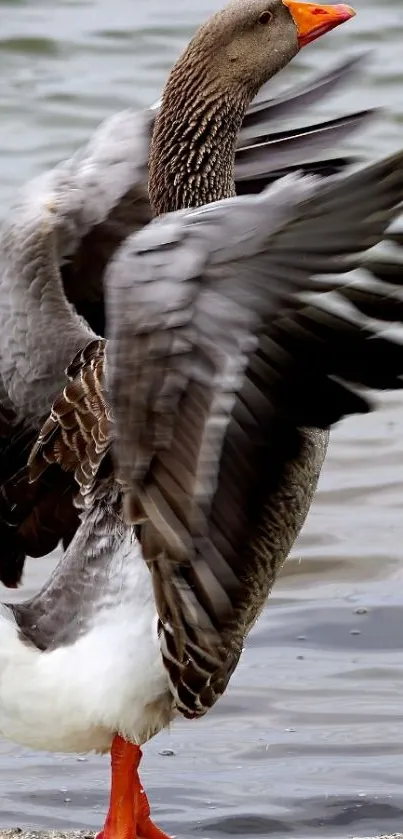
[0,0,403,836]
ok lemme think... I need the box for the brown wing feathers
[0,415,80,587]
[28,339,110,507]
[0,339,110,589]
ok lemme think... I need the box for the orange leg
[96,734,171,839]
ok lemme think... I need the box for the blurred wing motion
[362,227,403,288]
[106,151,403,718]
[0,55,372,587]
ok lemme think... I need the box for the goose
[0,50,374,586]
[1,1,403,838]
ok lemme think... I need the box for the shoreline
[2,832,403,839]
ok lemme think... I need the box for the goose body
[0,518,171,755]
[1,0,403,836]
[0,425,327,755]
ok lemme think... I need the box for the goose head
[193,0,355,94]
[149,0,355,215]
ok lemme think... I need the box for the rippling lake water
[1,0,403,836]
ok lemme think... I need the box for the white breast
[0,533,173,754]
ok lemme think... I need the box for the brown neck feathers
[148,48,249,217]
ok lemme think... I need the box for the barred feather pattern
[28,339,112,510]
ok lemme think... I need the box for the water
[0,0,403,836]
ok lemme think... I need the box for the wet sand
[0,832,95,839]
[2,832,403,839]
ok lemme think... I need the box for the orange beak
[282,0,356,47]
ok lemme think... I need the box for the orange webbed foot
[135,777,172,839]
[96,734,172,839]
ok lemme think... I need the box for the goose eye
[258,10,273,23]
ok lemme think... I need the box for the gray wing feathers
[106,152,403,636]
[106,212,206,503]
[235,110,373,181]
[240,53,369,135]
[0,108,153,426]
[107,155,398,490]
[64,107,153,230]
[0,203,93,424]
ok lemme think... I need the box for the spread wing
[0,107,153,585]
[0,53,378,587]
[106,151,403,718]
[58,52,377,333]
